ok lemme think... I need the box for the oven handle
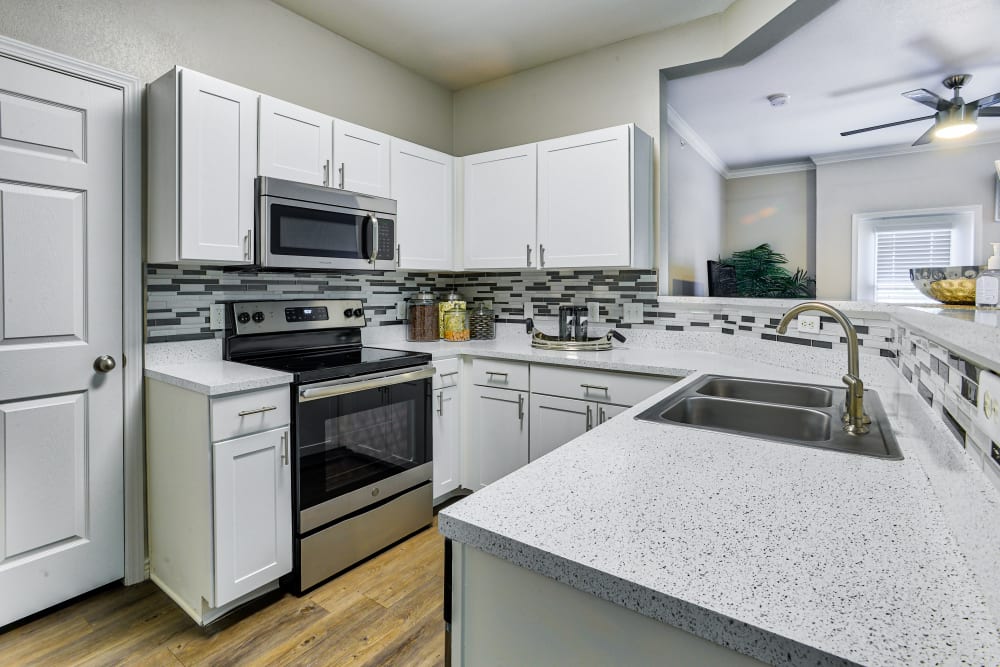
[298,366,435,402]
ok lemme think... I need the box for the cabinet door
[596,403,629,426]
[213,427,291,607]
[537,125,631,268]
[333,120,391,197]
[529,395,591,461]
[433,384,460,499]
[179,69,257,263]
[474,387,529,487]
[258,96,333,185]
[463,144,537,269]
[391,139,454,270]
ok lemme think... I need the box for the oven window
[296,379,431,510]
[270,203,364,258]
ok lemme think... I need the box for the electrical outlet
[587,302,600,322]
[976,370,1000,444]
[797,315,821,333]
[209,304,226,330]
[396,301,407,319]
[623,303,644,324]
[606,303,622,320]
[523,301,533,319]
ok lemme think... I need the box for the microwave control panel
[376,220,395,260]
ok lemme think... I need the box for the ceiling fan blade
[979,107,1000,116]
[971,91,1000,108]
[912,125,936,146]
[902,88,955,111]
[840,114,936,136]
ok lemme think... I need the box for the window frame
[851,205,982,303]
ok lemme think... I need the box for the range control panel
[230,299,366,335]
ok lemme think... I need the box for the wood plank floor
[0,520,445,666]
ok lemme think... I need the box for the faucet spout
[776,301,870,435]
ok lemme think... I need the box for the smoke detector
[767,93,790,107]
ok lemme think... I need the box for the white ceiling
[272,0,734,90]
[668,0,1000,170]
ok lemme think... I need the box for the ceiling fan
[841,74,1000,146]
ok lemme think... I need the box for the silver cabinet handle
[526,244,532,267]
[436,390,444,416]
[598,406,607,424]
[440,371,458,379]
[238,405,277,417]
[368,213,379,264]
[323,159,331,186]
[397,243,401,267]
[517,393,525,423]
[243,230,251,261]
[280,431,289,466]
[339,162,346,189]
[486,371,509,379]
[94,355,116,373]
[539,244,546,268]
[586,404,593,431]
[581,384,610,395]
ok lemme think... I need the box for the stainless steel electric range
[223,299,434,594]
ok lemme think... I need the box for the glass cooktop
[245,346,431,384]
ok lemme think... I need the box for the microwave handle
[367,213,379,265]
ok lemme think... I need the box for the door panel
[475,387,528,487]
[433,385,460,498]
[1,393,86,560]
[0,54,124,626]
[391,139,453,270]
[529,394,590,461]
[259,96,332,185]
[1,184,85,340]
[0,90,85,160]
[333,120,391,198]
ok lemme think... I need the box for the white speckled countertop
[144,340,292,395]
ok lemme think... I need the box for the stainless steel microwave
[256,177,397,271]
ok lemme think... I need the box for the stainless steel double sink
[635,375,902,460]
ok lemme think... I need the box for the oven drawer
[471,358,529,391]
[211,385,291,442]
[530,364,675,406]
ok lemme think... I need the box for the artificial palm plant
[720,244,815,298]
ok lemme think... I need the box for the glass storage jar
[469,302,496,340]
[442,306,470,342]
[406,292,439,342]
[438,290,466,339]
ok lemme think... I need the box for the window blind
[874,228,952,303]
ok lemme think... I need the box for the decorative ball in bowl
[909,266,983,305]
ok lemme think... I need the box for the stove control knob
[237,312,251,324]
[343,308,355,318]
[252,311,265,323]
[353,308,364,318]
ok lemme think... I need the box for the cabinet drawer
[211,385,290,442]
[471,358,529,391]
[531,365,675,406]
[433,358,460,389]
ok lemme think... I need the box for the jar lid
[474,302,494,313]
[411,291,436,304]
[444,290,463,302]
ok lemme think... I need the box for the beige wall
[815,142,1000,299]
[0,0,454,152]
[665,126,725,295]
[724,170,815,275]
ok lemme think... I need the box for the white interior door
[0,55,124,626]
[332,120,391,197]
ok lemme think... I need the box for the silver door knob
[94,355,116,373]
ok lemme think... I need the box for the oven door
[295,366,433,533]
[259,194,396,271]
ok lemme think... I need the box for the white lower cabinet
[213,427,292,606]
[474,385,530,488]
[146,380,292,625]
[530,394,630,461]
[432,360,461,501]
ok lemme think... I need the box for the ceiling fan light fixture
[934,120,977,139]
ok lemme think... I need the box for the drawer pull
[580,384,609,394]
[486,371,509,380]
[440,371,458,379]
[238,405,278,417]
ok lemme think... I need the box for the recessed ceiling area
[272,0,734,90]
[667,0,1000,170]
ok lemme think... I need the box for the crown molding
[665,104,728,177]
[812,133,1000,166]
[725,161,815,178]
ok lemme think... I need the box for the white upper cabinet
[333,120,391,198]
[391,139,454,270]
[537,124,652,269]
[148,67,258,264]
[463,144,538,270]
[258,96,332,186]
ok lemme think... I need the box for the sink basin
[662,396,831,442]
[636,374,902,460]
[696,377,833,408]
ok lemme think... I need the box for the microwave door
[259,196,375,270]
